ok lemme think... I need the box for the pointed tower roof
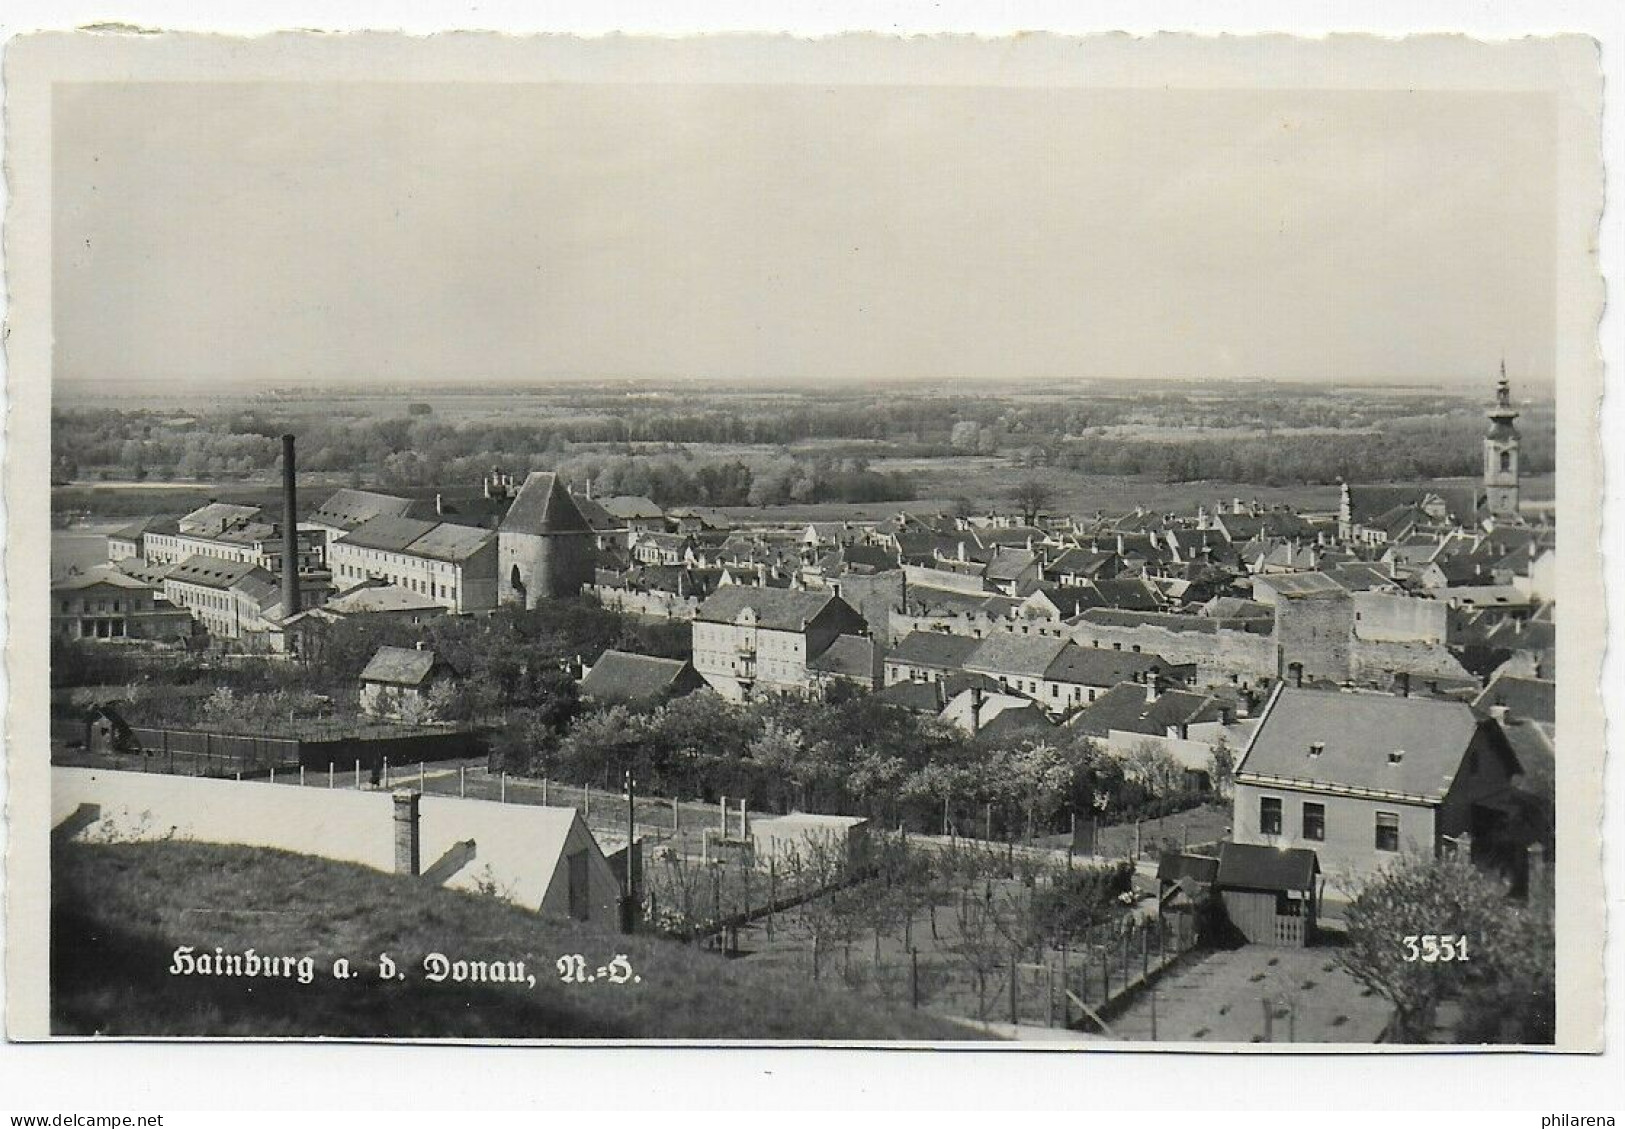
[500,472,594,535]
[1488,361,1520,438]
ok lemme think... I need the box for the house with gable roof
[1232,684,1522,881]
[359,644,458,720]
[691,587,871,702]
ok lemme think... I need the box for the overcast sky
[52,82,1556,388]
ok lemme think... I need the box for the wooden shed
[1215,841,1320,947]
[1156,850,1220,949]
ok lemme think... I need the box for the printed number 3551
[1401,934,1470,962]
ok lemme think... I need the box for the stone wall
[586,585,700,622]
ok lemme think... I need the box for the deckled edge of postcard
[1,29,1607,1049]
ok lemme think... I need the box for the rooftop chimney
[280,434,300,618]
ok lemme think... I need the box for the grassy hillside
[52,840,983,1041]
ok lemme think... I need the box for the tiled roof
[573,495,621,531]
[807,634,876,678]
[984,548,1039,582]
[1043,644,1164,687]
[163,555,265,591]
[234,572,282,608]
[501,472,594,535]
[886,631,981,671]
[601,496,665,521]
[875,679,950,713]
[1474,674,1556,725]
[1090,577,1163,611]
[579,650,697,704]
[695,586,845,631]
[1078,609,1235,634]
[360,645,450,687]
[178,502,262,536]
[1236,685,1512,803]
[964,633,1069,679]
[1346,485,1482,527]
[1032,584,1106,618]
[399,522,494,563]
[108,515,179,540]
[324,582,446,615]
[338,515,441,553]
[308,489,416,531]
[1143,691,1224,730]
[1157,852,1220,887]
[1260,572,1348,600]
[1216,842,1319,892]
[1203,596,1273,620]
[973,702,1055,743]
[53,566,155,593]
[1322,563,1396,592]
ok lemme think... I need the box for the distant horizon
[52,370,1557,397]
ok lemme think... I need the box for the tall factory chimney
[280,434,301,617]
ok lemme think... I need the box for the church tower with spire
[1484,362,1521,520]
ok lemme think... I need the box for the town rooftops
[601,496,665,521]
[973,701,1056,743]
[695,586,851,631]
[1260,572,1348,600]
[397,521,494,563]
[335,515,495,562]
[359,645,452,687]
[1322,562,1397,592]
[163,555,267,590]
[53,566,155,593]
[116,558,178,585]
[807,635,877,678]
[1474,673,1556,725]
[886,631,982,671]
[1089,577,1163,611]
[1043,644,1164,687]
[1203,596,1274,620]
[964,633,1070,679]
[500,472,594,536]
[307,488,416,532]
[1068,682,1222,737]
[984,547,1039,583]
[1216,842,1319,892]
[108,514,180,541]
[338,515,441,553]
[875,678,953,713]
[322,582,447,616]
[1236,685,1519,804]
[1078,608,1230,634]
[233,572,283,608]
[572,495,621,531]
[178,502,263,537]
[1345,484,1482,527]
[579,650,701,704]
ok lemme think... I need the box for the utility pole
[621,768,638,934]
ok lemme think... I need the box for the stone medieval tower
[497,472,596,607]
[1483,363,1522,520]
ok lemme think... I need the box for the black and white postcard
[2,30,1608,1056]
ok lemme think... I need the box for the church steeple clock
[1484,361,1521,520]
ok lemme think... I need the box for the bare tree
[1009,478,1054,525]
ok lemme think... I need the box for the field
[52,376,1558,527]
[1107,945,1392,1044]
[52,838,982,1040]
